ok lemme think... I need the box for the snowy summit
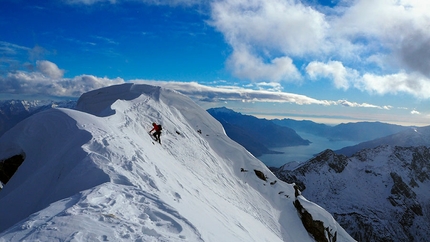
[0,83,353,241]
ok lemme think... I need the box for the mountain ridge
[207,107,310,157]
[0,83,353,241]
[335,126,430,156]
[273,145,430,241]
[273,118,409,142]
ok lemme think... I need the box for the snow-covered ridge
[0,83,354,241]
[0,99,77,138]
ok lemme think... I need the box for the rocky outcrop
[293,186,338,242]
[0,154,25,187]
[273,145,430,242]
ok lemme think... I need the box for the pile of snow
[0,83,353,241]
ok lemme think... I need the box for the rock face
[273,145,430,242]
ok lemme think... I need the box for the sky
[1,0,430,126]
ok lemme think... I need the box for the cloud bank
[0,61,124,97]
[135,79,391,110]
[0,60,390,110]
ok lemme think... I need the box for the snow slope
[0,83,354,241]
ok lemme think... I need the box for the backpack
[157,124,162,131]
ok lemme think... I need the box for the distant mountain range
[0,100,76,137]
[1,102,424,162]
[273,118,409,142]
[207,107,310,157]
[273,145,430,241]
[208,107,415,159]
[335,126,430,156]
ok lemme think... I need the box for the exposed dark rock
[390,172,415,199]
[273,145,430,242]
[294,197,337,242]
[0,154,25,185]
[254,169,267,181]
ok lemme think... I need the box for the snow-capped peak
[0,83,354,241]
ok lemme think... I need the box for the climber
[149,122,162,144]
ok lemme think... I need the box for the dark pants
[153,131,161,143]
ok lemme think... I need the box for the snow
[0,83,354,241]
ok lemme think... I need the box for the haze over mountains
[208,107,416,165]
[336,126,430,156]
[272,118,409,142]
[207,107,310,157]
[0,84,353,241]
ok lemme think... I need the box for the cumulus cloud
[227,48,301,82]
[331,0,430,76]
[208,0,430,96]
[356,72,430,99]
[399,30,430,77]
[210,0,327,82]
[36,60,65,79]
[306,61,359,90]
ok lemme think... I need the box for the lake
[258,132,358,168]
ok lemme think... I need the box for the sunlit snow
[0,83,354,241]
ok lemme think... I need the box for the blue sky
[1,0,430,126]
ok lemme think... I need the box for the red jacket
[150,123,160,132]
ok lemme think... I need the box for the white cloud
[210,0,327,82]
[255,82,283,92]
[227,48,301,82]
[209,0,430,96]
[36,60,65,79]
[411,110,420,115]
[336,99,388,109]
[0,70,124,97]
[356,72,430,99]
[306,61,358,90]
[331,0,430,76]
[132,79,392,110]
[0,59,395,111]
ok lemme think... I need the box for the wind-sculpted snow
[0,83,354,241]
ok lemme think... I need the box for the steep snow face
[275,146,430,241]
[0,84,354,241]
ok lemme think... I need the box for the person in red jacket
[149,122,162,144]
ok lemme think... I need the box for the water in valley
[258,132,358,168]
